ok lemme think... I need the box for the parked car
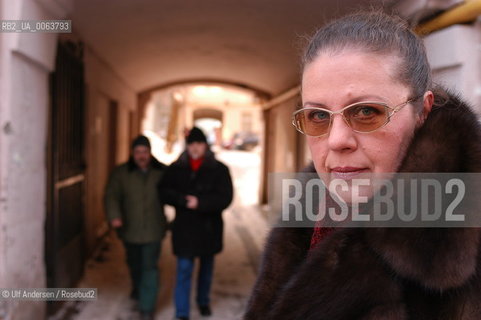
[223,132,259,151]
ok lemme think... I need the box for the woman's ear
[416,91,434,127]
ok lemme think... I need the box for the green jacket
[104,157,167,243]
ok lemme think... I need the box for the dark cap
[186,127,207,144]
[131,135,151,149]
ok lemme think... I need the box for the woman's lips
[330,167,368,180]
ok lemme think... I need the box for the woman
[245,11,481,320]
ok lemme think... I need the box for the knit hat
[186,127,207,144]
[131,135,151,149]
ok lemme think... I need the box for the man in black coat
[159,127,233,320]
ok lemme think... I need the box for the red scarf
[189,157,204,172]
[309,222,334,250]
[309,196,336,251]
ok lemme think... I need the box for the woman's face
[302,49,425,182]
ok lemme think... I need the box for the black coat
[159,149,233,256]
[245,90,481,319]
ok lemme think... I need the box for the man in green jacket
[104,135,167,320]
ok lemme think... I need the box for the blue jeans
[175,255,214,318]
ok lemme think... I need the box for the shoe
[140,312,154,320]
[199,305,212,316]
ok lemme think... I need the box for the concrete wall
[261,94,310,203]
[424,21,481,112]
[0,0,66,319]
[264,95,302,174]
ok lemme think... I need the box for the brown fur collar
[364,91,481,291]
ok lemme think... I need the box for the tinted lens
[344,103,389,132]
[293,109,331,136]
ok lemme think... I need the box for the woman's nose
[327,115,357,152]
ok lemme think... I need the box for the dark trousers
[175,255,215,318]
[124,241,161,313]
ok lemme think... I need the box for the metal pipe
[415,0,481,35]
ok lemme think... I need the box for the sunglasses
[292,97,419,137]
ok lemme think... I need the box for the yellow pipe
[415,0,481,35]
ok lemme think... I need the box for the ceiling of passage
[72,0,405,96]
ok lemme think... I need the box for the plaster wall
[260,95,302,205]
[266,97,299,173]
[424,22,481,111]
[0,0,66,318]
[83,45,137,255]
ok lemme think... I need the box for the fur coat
[244,91,481,320]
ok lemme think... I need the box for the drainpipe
[415,0,481,35]
[261,86,300,110]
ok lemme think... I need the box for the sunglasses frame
[292,97,419,137]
